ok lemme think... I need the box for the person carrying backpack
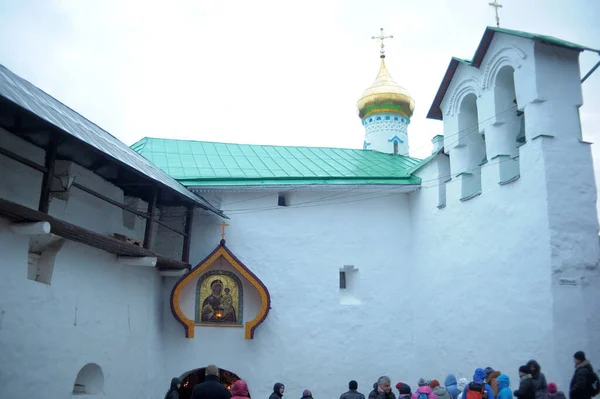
[570,351,599,399]
[412,378,437,399]
[463,368,494,399]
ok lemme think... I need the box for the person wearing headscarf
[270,383,285,399]
[165,377,181,399]
[445,375,460,399]
[527,360,548,399]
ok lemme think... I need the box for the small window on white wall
[73,363,104,395]
[339,265,360,305]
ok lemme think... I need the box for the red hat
[430,380,440,389]
[548,383,557,394]
[396,382,404,390]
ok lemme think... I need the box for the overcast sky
[0,0,599,159]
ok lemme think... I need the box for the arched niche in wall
[171,239,271,339]
[72,363,104,395]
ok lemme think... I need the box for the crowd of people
[164,352,599,399]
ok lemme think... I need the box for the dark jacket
[369,386,396,399]
[550,393,567,399]
[165,378,180,399]
[342,391,366,399]
[570,360,595,399]
[270,383,285,399]
[527,361,547,399]
[514,375,536,399]
[191,375,230,399]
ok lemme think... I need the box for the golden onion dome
[357,58,415,120]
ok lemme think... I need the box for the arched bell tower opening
[179,368,244,399]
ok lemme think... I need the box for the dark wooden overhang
[0,65,227,269]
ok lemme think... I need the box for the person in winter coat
[445,375,460,399]
[457,379,469,399]
[462,369,494,399]
[496,374,511,399]
[412,378,437,399]
[515,365,536,399]
[570,351,596,399]
[547,383,566,399]
[370,377,397,399]
[341,380,366,399]
[231,381,252,399]
[527,360,548,399]
[370,383,380,399]
[485,368,502,397]
[192,366,231,399]
[431,380,452,399]
[396,383,412,399]
[165,377,181,399]
[270,383,285,399]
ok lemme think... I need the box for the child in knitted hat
[547,383,566,399]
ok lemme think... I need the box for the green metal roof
[486,27,600,55]
[131,137,422,186]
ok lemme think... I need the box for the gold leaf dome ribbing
[357,58,415,119]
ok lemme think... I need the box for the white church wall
[0,218,165,399]
[411,145,553,383]
[0,128,167,398]
[417,31,600,390]
[161,189,415,399]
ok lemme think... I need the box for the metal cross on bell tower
[372,28,394,58]
[489,0,503,28]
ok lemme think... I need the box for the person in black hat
[341,380,366,399]
[570,351,598,399]
[515,366,535,399]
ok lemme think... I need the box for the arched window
[494,65,522,184]
[457,93,486,200]
[73,363,104,395]
[393,140,399,155]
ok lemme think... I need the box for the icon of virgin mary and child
[200,279,237,323]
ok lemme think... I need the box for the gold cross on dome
[219,221,230,240]
[372,28,393,57]
[489,0,503,28]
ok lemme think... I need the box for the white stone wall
[0,128,165,398]
[162,189,415,399]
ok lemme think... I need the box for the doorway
[179,368,243,399]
